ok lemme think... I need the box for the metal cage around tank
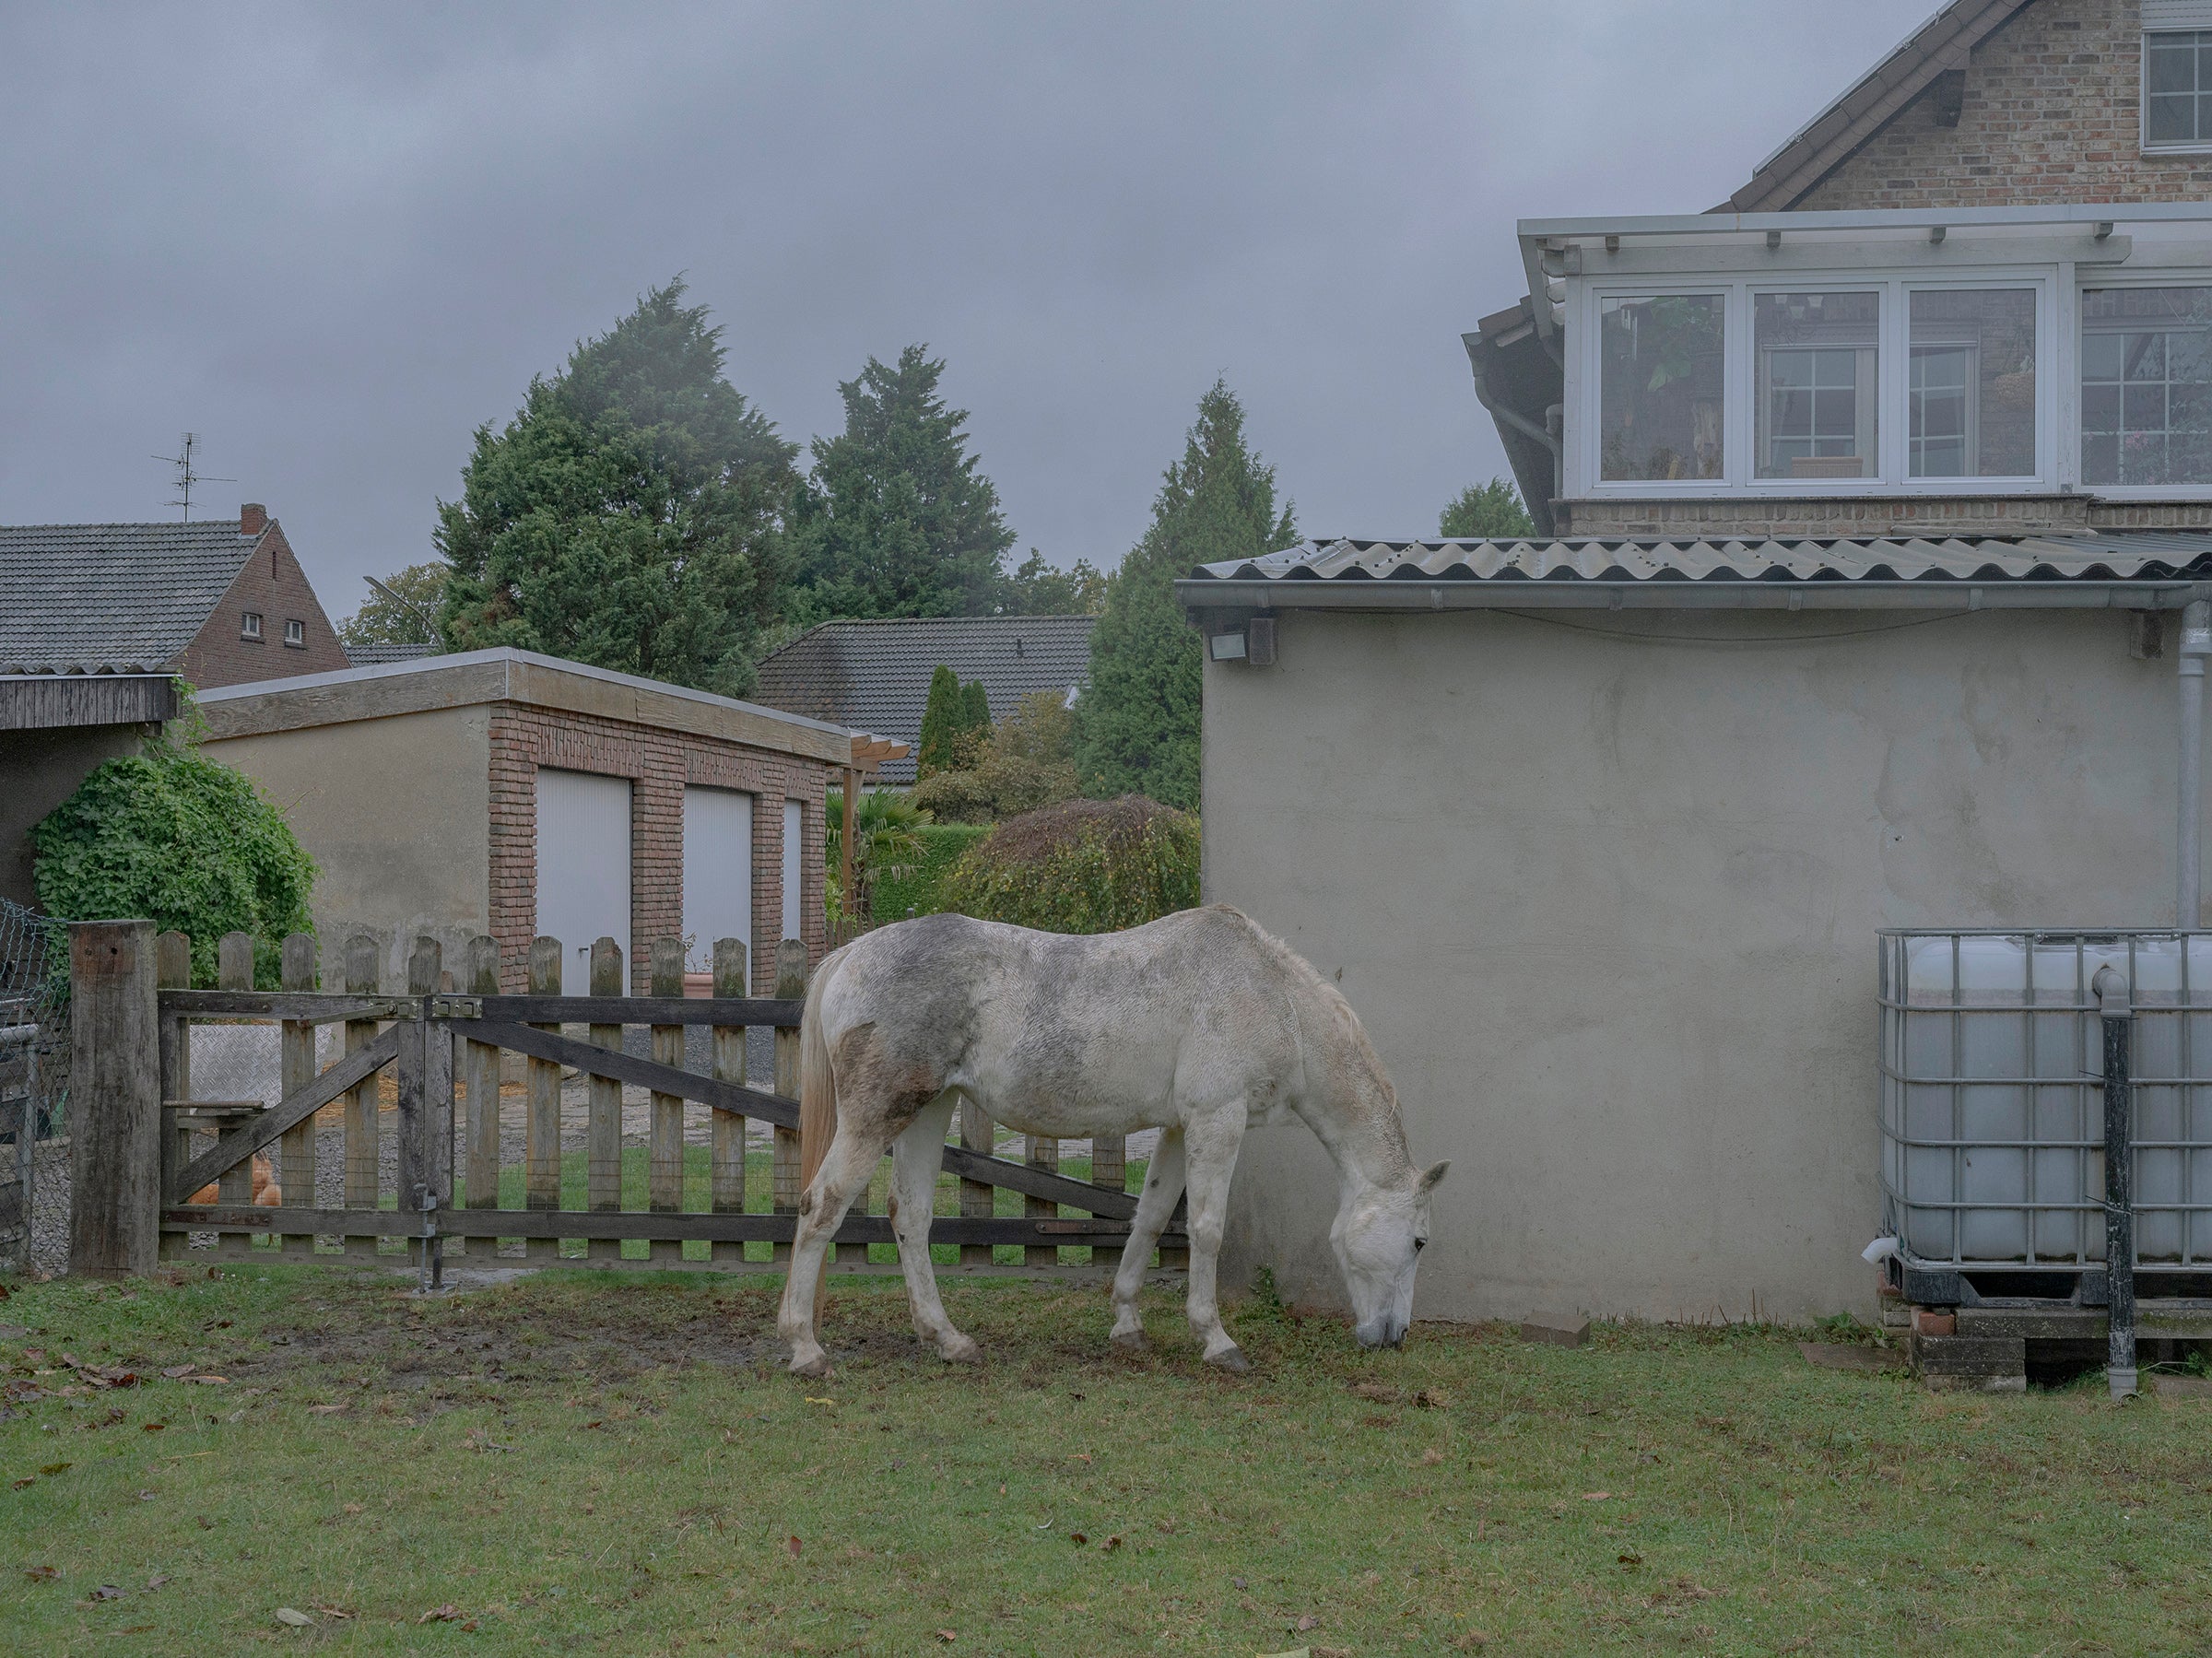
[1879,928,2212,1293]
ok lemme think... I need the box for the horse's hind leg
[779,1123,890,1379]
[1178,1106,1252,1372]
[888,1090,977,1364]
[1109,1126,1186,1351]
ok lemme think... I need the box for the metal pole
[2178,600,2210,928]
[2095,964,2136,1400]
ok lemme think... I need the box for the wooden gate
[132,927,1182,1276]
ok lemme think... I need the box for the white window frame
[241,610,264,640]
[1567,268,2057,498]
[2075,273,2212,498]
[2144,27,2212,156]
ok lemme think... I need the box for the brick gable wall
[1797,0,2212,210]
[172,520,350,688]
[486,703,829,994]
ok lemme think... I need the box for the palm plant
[825,787,931,924]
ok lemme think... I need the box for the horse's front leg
[1177,1107,1252,1372]
[778,1124,889,1379]
[1109,1126,1185,1351]
[888,1091,979,1364]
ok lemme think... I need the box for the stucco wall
[1201,604,2193,1324]
[203,705,492,990]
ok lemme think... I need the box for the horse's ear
[1418,1160,1450,1194]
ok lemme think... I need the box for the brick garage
[193,649,851,993]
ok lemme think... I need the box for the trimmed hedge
[935,795,1198,935]
[869,823,990,922]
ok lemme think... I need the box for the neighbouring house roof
[0,519,263,674]
[1715,0,2036,213]
[1179,531,2212,610]
[751,616,1097,783]
[343,641,442,666]
[194,646,857,765]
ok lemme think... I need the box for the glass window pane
[2150,39,2196,97]
[2149,93,2195,144]
[2081,287,2212,484]
[1909,288,2036,477]
[1598,294,1725,481]
[1753,290,1877,480]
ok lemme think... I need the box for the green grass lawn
[5,1266,2210,1654]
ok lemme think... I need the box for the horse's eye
[1414,1238,1427,1252]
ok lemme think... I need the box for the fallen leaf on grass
[39,1462,71,1476]
[160,1365,194,1380]
[418,1604,462,1624]
[24,1565,59,1582]
[785,1536,801,1558]
[78,1585,123,1605]
[1418,1448,1445,1465]
[804,1396,836,1407]
[141,1422,165,1432]
[188,1376,230,1386]
[1618,1551,1643,1568]
[1583,1491,1610,1501]
[1102,1535,1123,1552]
[275,1607,313,1627]
[306,1404,347,1417]
[1294,1614,1323,1631]
[935,1633,956,1644]
[137,1490,159,1502]
[11,1477,34,1489]
[146,1574,170,1591]
[1069,1532,1088,1546]
[1414,1387,1451,1408]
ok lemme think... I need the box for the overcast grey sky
[0,2,1936,624]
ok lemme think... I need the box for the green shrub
[870,823,991,922]
[909,689,1080,823]
[935,795,1198,934]
[30,741,317,988]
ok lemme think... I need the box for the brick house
[0,504,349,687]
[1177,0,2212,1324]
[193,649,853,994]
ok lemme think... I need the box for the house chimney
[240,503,267,536]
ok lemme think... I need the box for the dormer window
[241,611,264,641]
[283,618,305,647]
[2146,26,2212,151]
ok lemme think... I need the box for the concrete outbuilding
[194,649,852,993]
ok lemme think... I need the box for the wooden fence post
[772,938,806,1266]
[524,936,561,1262]
[216,935,256,1220]
[959,1099,994,1269]
[279,933,317,1255]
[648,938,685,1264]
[68,918,159,1278]
[586,937,623,1263]
[709,937,747,1267]
[1092,1132,1126,1276]
[341,935,380,1258]
[463,936,501,1223]
[396,936,447,1229]
[1026,1133,1060,1270]
[155,930,191,1241]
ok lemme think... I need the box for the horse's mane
[1211,906,1414,1171]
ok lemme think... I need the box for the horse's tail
[797,948,841,1204]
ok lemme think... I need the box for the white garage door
[535,767,632,995]
[683,785,753,974]
[782,798,805,946]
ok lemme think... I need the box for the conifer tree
[915,664,966,780]
[1439,476,1535,538]
[960,679,992,735]
[790,345,1015,621]
[1074,381,1293,811]
[436,279,797,697]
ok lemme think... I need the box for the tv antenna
[152,432,233,523]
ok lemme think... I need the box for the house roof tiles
[0,519,261,675]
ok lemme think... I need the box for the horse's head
[1330,1160,1449,1348]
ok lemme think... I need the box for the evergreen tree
[790,345,1015,621]
[999,550,1109,616]
[1074,381,1293,811]
[1439,476,1535,538]
[915,664,966,780]
[960,679,992,735]
[436,279,798,697]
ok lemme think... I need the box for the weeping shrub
[935,795,1199,934]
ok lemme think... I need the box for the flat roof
[194,647,855,765]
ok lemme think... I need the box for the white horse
[776,905,1447,1377]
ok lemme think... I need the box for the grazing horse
[776,905,1447,1377]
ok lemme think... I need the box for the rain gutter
[1176,579,2212,615]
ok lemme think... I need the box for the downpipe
[2095,965,2136,1401]
[2181,599,2211,928]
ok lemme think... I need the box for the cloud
[0,0,1932,618]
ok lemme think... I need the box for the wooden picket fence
[118,925,1182,1279]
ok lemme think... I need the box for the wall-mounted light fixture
[1207,617,1276,666]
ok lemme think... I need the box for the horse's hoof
[1206,1344,1251,1374]
[1110,1328,1147,1354]
[939,1335,982,1365]
[788,1350,833,1380]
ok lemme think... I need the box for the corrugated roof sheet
[751,616,1096,783]
[0,519,258,674]
[1191,531,2212,587]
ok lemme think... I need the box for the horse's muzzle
[1355,1317,1407,1349]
